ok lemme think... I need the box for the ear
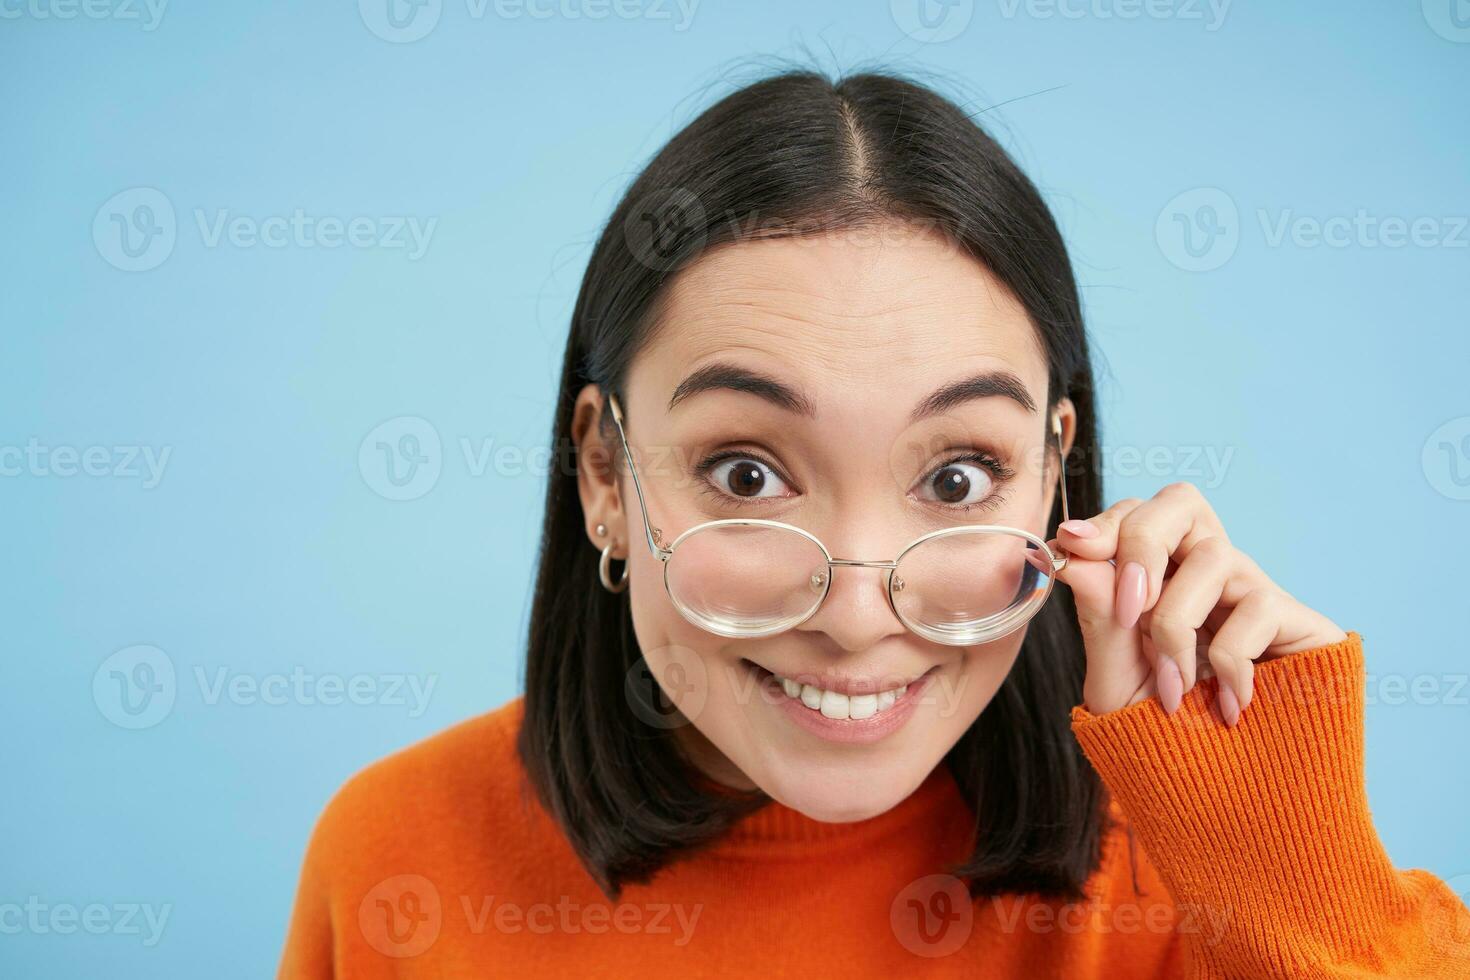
[570,383,628,555]
[1052,395,1078,460]
[1042,396,1079,523]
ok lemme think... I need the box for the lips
[742,660,939,745]
[743,660,937,722]
[742,659,930,697]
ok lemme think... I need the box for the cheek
[625,545,747,731]
[929,632,1027,726]
[624,534,662,594]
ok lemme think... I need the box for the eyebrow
[667,360,1037,421]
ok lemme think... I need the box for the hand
[1046,482,1346,724]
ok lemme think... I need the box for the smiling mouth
[743,660,938,721]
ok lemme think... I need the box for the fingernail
[1157,657,1182,715]
[1115,561,1147,630]
[1217,681,1240,727]
[1059,519,1098,539]
[1024,549,1051,574]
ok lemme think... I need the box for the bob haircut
[518,68,1113,900]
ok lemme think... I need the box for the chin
[755,759,932,824]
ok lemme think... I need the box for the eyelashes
[693,449,795,504]
[690,446,1016,514]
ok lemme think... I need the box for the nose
[796,553,909,653]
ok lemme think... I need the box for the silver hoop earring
[598,543,629,593]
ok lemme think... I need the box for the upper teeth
[774,674,909,721]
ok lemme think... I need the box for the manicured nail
[1024,549,1052,574]
[1059,519,1099,539]
[1115,561,1147,630]
[1157,657,1182,715]
[1217,681,1240,727]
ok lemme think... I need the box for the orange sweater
[278,632,1470,977]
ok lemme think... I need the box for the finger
[1112,483,1229,630]
[1147,535,1236,698]
[1055,497,1144,560]
[1047,549,1147,713]
[1205,588,1292,724]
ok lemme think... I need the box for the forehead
[637,222,1048,416]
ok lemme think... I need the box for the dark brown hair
[517,68,1109,900]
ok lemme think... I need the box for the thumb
[1047,546,1150,713]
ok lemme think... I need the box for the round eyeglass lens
[889,528,1054,645]
[663,522,831,637]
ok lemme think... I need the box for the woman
[279,70,1470,977]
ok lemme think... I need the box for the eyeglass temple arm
[1051,410,1071,574]
[605,393,669,559]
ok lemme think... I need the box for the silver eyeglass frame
[605,392,1072,645]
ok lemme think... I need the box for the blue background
[3,1,1468,975]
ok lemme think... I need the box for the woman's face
[574,220,1074,822]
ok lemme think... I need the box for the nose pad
[798,561,907,652]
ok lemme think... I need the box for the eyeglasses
[606,393,1072,646]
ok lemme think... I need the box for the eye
[703,454,794,501]
[914,452,1008,508]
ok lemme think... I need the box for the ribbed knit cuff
[1069,632,1463,976]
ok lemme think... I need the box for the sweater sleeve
[1070,631,1470,979]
